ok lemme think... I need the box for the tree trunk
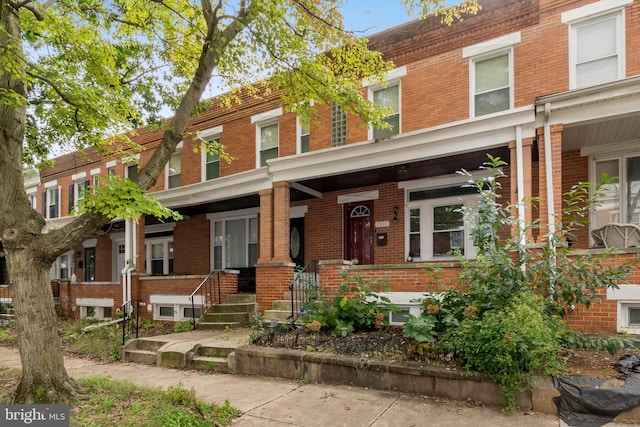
[6,249,74,403]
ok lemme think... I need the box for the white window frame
[207,208,259,270]
[406,194,477,261]
[563,1,630,89]
[51,250,73,280]
[123,154,140,181]
[77,298,114,320]
[44,181,60,219]
[589,149,640,234]
[463,32,519,118]
[297,115,310,154]
[106,160,117,176]
[251,108,282,168]
[199,126,223,182]
[401,174,487,261]
[150,295,202,322]
[145,237,174,276]
[469,49,514,117]
[364,67,406,141]
[26,188,37,210]
[164,142,183,190]
[71,173,90,214]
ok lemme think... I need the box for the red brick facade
[6,0,640,333]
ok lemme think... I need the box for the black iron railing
[188,271,222,329]
[288,260,319,327]
[120,299,140,346]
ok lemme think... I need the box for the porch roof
[535,75,640,152]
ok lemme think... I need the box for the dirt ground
[252,326,636,378]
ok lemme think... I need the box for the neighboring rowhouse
[6,0,640,333]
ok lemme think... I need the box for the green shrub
[173,320,193,332]
[453,293,563,411]
[307,270,396,335]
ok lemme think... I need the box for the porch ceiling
[176,194,260,217]
[563,114,640,152]
[291,146,510,201]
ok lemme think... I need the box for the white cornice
[155,168,271,208]
[269,107,535,183]
[535,76,640,126]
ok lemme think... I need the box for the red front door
[344,201,373,265]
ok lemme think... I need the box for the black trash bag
[554,371,640,427]
[614,354,640,375]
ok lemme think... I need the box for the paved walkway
[0,347,561,426]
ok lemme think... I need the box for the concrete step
[263,309,292,321]
[202,312,250,324]
[197,321,243,330]
[211,303,257,314]
[188,355,228,372]
[271,299,303,311]
[123,349,156,365]
[225,294,256,304]
[133,338,167,352]
[199,345,235,358]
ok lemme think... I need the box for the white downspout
[543,102,557,298]
[122,218,135,306]
[515,125,526,247]
[515,125,527,272]
[543,102,556,240]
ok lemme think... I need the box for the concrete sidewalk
[0,348,559,426]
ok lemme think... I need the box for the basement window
[154,304,202,322]
[80,306,112,319]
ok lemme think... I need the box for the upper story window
[463,32,519,118]
[165,142,182,190]
[591,153,640,233]
[26,188,37,210]
[251,108,282,168]
[198,125,223,181]
[372,85,400,140]
[205,144,220,180]
[123,154,140,182]
[106,160,116,176]
[472,52,512,116]
[331,103,347,147]
[298,116,310,153]
[43,181,60,219]
[365,66,406,141]
[562,0,630,89]
[69,175,90,214]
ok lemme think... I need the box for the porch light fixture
[393,206,399,222]
[396,164,409,174]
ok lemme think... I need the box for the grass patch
[63,320,124,362]
[0,371,238,426]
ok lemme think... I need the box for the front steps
[263,291,307,324]
[122,294,255,371]
[197,293,257,330]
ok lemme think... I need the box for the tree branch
[25,70,79,108]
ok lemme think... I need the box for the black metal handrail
[188,271,222,329]
[288,260,319,327]
[120,299,140,346]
